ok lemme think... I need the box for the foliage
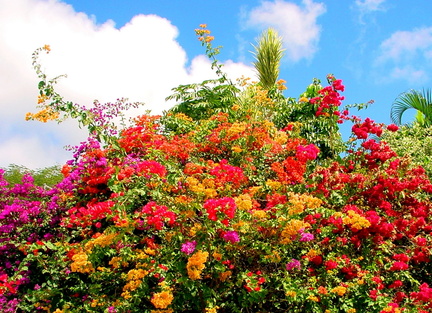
[382,123,432,179]
[1,164,63,187]
[2,27,432,313]
[391,89,432,126]
[26,45,144,144]
[165,25,239,124]
[272,76,349,160]
[252,28,284,90]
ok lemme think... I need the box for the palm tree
[252,28,284,90]
[391,89,432,126]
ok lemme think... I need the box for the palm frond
[391,89,432,126]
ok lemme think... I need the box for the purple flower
[181,240,197,255]
[223,230,240,243]
[299,232,314,242]
[286,258,301,271]
[108,306,117,313]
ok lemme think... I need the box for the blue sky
[1,0,432,168]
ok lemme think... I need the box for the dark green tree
[2,164,63,187]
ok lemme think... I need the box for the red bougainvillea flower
[62,200,115,228]
[389,261,409,271]
[138,201,176,230]
[387,124,399,132]
[203,197,236,224]
[209,159,248,188]
[136,160,167,178]
[296,144,320,162]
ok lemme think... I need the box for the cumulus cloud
[244,0,326,62]
[378,27,432,62]
[375,27,432,84]
[0,0,255,169]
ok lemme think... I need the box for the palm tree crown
[252,28,284,90]
[391,89,432,126]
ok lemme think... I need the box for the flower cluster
[186,250,209,280]
[5,37,432,312]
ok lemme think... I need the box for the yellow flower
[219,270,232,282]
[127,268,148,281]
[331,286,347,296]
[381,307,401,313]
[227,122,247,137]
[145,247,156,255]
[343,210,371,231]
[248,186,262,195]
[235,194,253,211]
[70,250,94,273]
[37,94,49,104]
[276,79,287,90]
[232,146,243,153]
[205,306,219,313]
[252,210,267,219]
[204,188,217,198]
[189,223,202,236]
[25,106,59,123]
[266,179,282,190]
[308,295,319,302]
[232,221,249,233]
[109,256,122,269]
[186,176,205,193]
[347,309,357,313]
[287,193,322,215]
[305,249,319,258]
[286,290,297,297]
[299,96,309,103]
[212,251,222,261]
[274,130,288,144]
[151,290,174,309]
[85,232,117,250]
[187,250,209,280]
[174,113,193,122]
[265,250,281,263]
[280,219,310,244]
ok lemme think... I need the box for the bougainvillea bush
[2,28,432,313]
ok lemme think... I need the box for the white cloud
[378,27,432,62]
[355,0,386,12]
[0,135,72,169]
[389,66,428,84]
[374,27,432,84]
[0,0,255,169]
[244,0,326,62]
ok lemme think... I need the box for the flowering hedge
[2,29,432,313]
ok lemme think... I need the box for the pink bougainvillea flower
[286,259,301,271]
[181,241,197,255]
[222,230,240,243]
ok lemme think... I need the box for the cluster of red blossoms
[310,75,350,123]
[203,197,236,226]
[136,201,176,231]
[244,270,266,292]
